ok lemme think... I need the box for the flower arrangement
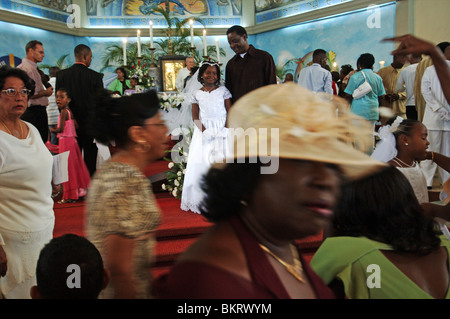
[161,127,192,199]
[131,60,156,89]
[158,92,184,112]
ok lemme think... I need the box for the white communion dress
[395,163,429,203]
[180,86,232,214]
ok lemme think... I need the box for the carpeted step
[155,237,198,264]
[155,197,212,239]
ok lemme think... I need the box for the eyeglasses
[1,88,31,97]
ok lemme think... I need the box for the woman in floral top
[86,90,170,298]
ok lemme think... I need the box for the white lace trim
[0,222,53,295]
[180,201,202,214]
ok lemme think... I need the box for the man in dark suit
[56,44,104,176]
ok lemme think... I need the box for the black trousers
[406,105,418,120]
[21,105,48,142]
[77,131,98,177]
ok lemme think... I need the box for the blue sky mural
[254,2,396,75]
[86,0,242,27]
[0,2,396,84]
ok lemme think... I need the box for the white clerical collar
[240,52,247,58]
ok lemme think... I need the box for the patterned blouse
[86,161,161,299]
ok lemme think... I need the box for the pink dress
[57,109,90,200]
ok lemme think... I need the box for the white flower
[174,180,179,186]
[183,169,186,174]
[177,171,182,176]
[161,184,166,190]
[168,162,174,168]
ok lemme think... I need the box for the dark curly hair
[36,234,104,299]
[115,67,128,79]
[332,166,441,255]
[200,162,263,223]
[197,62,221,86]
[340,64,353,77]
[387,116,422,145]
[0,65,35,96]
[92,89,161,148]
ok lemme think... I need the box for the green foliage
[39,53,70,72]
[276,58,297,81]
[100,8,228,71]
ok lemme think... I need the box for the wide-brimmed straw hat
[214,83,387,180]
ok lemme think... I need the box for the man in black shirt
[225,25,277,105]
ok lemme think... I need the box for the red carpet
[53,194,211,239]
[53,193,212,277]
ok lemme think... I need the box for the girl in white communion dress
[372,116,433,203]
[181,61,232,214]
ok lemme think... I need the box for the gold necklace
[393,157,415,168]
[0,118,23,139]
[203,85,217,92]
[259,243,304,283]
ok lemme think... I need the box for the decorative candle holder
[190,46,196,58]
[149,48,157,67]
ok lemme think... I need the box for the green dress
[310,236,450,299]
[108,79,131,95]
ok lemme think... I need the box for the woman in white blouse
[0,66,54,298]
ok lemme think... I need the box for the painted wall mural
[0,0,72,23]
[86,0,242,27]
[255,0,354,24]
[254,2,396,79]
[0,2,396,87]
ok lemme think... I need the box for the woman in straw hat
[154,83,386,299]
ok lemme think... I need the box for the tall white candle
[137,29,141,57]
[379,60,385,69]
[189,19,194,47]
[149,21,154,49]
[203,29,207,56]
[215,38,220,64]
[122,39,127,66]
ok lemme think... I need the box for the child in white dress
[181,61,232,214]
[372,117,432,203]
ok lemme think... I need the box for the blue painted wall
[0,2,396,83]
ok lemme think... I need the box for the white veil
[182,69,202,95]
[371,125,398,162]
[371,116,404,162]
[162,69,201,135]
